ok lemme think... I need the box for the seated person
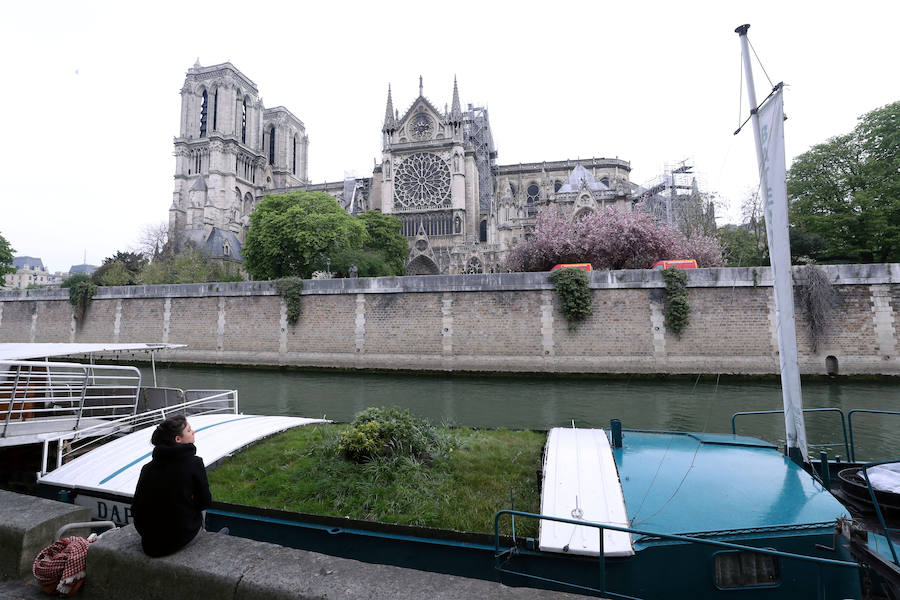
[131,415,211,557]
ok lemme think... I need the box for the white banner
[758,87,808,462]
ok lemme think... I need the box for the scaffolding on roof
[462,104,496,213]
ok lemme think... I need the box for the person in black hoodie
[131,414,212,557]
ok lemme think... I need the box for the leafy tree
[92,251,147,286]
[61,273,91,288]
[719,227,762,267]
[506,207,724,272]
[242,191,367,280]
[0,232,15,286]
[139,250,242,284]
[788,100,900,263]
[330,210,408,277]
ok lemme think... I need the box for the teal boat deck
[614,430,850,548]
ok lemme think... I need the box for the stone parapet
[0,491,91,578]
[0,265,897,376]
[83,525,591,600]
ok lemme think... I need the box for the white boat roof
[0,343,185,361]
[539,427,634,557]
[38,413,327,497]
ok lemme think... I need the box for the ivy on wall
[274,277,304,325]
[663,268,690,338]
[68,281,97,322]
[549,268,592,331]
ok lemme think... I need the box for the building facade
[169,63,637,273]
[169,62,309,259]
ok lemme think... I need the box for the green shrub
[274,277,304,325]
[548,267,592,330]
[337,407,447,463]
[663,268,690,337]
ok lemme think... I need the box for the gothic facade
[169,62,637,272]
[169,62,308,259]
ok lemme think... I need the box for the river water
[141,366,900,462]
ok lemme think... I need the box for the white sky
[1,0,897,273]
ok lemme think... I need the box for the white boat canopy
[38,413,328,497]
[0,343,185,361]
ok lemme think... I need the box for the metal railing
[732,407,900,463]
[731,408,850,458]
[847,409,900,463]
[38,388,238,476]
[493,509,859,599]
[857,459,900,567]
[1,360,141,438]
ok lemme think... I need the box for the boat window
[713,551,779,588]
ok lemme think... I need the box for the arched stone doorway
[407,254,439,275]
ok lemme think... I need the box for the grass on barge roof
[208,424,545,537]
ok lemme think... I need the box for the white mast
[736,24,808,464]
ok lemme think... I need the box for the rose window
[393,153,451,210]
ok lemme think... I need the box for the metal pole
[736,24,807,464]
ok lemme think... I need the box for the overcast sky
[2,1,897,273]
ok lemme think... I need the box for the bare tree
[134,222,170,260]
[741,191,765,249]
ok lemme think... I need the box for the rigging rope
[748,38,775,89]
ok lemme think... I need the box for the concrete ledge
[0,490,91,578]
[84,525,591,599]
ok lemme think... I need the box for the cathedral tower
[169,61,309,256]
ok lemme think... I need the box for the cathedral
[169,62,638,274]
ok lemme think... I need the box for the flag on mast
[758,85,808,462]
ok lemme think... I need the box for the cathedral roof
[397,76,445,125]
[179,228,243,262]
[556,164,609,193]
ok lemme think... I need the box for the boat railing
[856,459,900,567]
[733,407,900,464]
[37,388,239,476]
[846,409,900,463]
[731,408,850,458]
[493,509,860,599]
[1,360,142,438]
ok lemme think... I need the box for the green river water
[141,366,900,462]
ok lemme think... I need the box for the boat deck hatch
[539,427,633,557]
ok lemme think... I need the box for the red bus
[550,263,593,272]
[652,259,698,270]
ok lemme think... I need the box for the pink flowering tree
[506,207,724,271]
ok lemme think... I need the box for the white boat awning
[37,413,327,497]
[539,427,634,557]
[0,343,185,361]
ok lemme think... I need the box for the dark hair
[151,414,188,447]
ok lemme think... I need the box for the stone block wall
[0,265,897,376]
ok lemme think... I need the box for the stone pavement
[0,577,45,600]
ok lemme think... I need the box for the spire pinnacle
[382,84,395,133]
[419,75,423,97]
[450,75,462,123]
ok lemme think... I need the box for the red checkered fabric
[32,536,92,596]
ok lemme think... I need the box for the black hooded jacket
[131,443,212,557]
